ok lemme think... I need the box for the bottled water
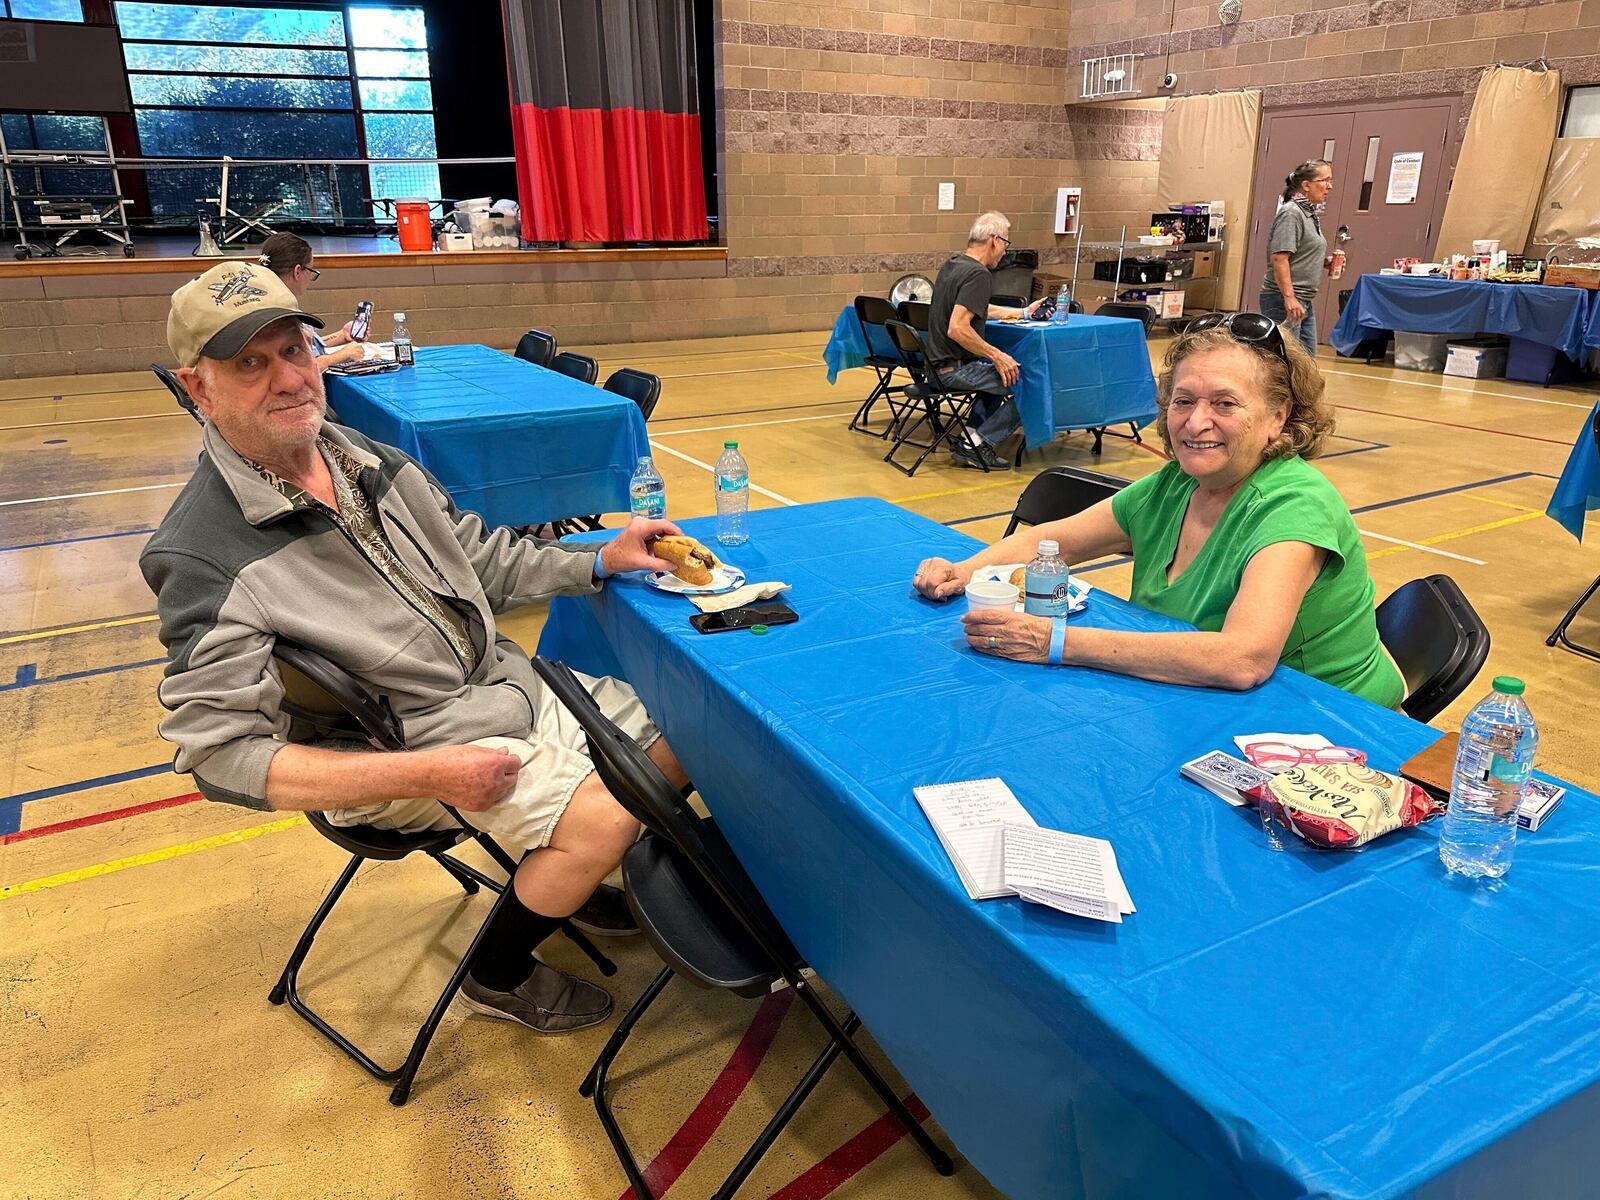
[629,455,666,520]
[392,311,414,367]
[1053,283,1071,325]
[1439,676,1539,879]
[713,440,749,546]
[1023,539,1072,617]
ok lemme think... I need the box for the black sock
[468,895,562,993]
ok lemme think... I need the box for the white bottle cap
[394,312,406,320]
[1038,539,1059,557]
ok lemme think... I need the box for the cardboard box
[1190,250,1216,278]
[1543,263,1600,289]
[1157,290,1185,320]
[1444,337,1508,379]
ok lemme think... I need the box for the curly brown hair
[1153,325,1335,461]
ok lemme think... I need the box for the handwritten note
[912,778,1038,900]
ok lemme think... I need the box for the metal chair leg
[561,921,617,977]
[431,852,480,895]
[711,1012,862,1200]
[268,853,362,1006]
[584,966,676,1199]
[788,978,955,1175]
[1546,572,1600,661]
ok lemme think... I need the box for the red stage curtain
[502,0,708,244]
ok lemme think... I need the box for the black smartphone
[350,300,374,341]
[690,601,798,634]
[1032,295,1056,321]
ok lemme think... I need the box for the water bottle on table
[1053,283,1071,325]
[392,311,414,366]
[1023,539,1071,617]
[1439,676,1539,879]
[629,455,666,520]
[714,440,749,547]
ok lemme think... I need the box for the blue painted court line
[1353,472,1536,515]
[1321,436,1390,460]
[0,527,156,554]
[0,658,166,693]
[0,763,172,835]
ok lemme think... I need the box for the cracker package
[1244,762,1443,850]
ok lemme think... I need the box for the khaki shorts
[324,671,659,856]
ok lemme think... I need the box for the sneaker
[458,961,613,1034]
[951,438,1005,471]
[570,883,640,937]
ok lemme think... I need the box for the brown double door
[1240,98,1460,341]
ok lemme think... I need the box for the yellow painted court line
[899,477,1027,503]
[0,814,304,901]
[0,613,158,646]
[1367,509,1544,561]
[1463,492,1545,515]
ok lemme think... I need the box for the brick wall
[0,1,1173,379]
[1068,0,1600,125]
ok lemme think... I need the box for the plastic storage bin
[1444,337,1508,379]
[1394,331,1450,372]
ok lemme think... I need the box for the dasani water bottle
[629,455,665,520]
[1053,283,1071,325]
[714,440,749,546]
[1439,676,1538,879]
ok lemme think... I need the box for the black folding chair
[515,329,557,368]
[881,319,996,477]
[265,641,615,1106]
[602,367,662,422]
[848,295,915,438]
[1547,407,1600,661]
[530,658,956,1200]
[1003,465,1130,536]
[1375,576,1491,723]
[151,363,201,424]
[992,293,1029,309]
[897,299,931,333]
[550,351,599,385]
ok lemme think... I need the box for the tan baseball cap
[166,261,325,368]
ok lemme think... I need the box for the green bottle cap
[1492,675,1525,695]
[750,624,769,635]
[725,440,738,449]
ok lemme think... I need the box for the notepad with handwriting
[912,778,1038,900]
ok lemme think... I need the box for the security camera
[1161,72,1178,89]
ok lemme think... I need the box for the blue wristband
[1048,616,1067,666]
[592,550,611,581]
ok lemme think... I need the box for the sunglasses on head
[1184,311,1296,406]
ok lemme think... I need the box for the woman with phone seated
[258,232,367,372]
[911,314,1405,707]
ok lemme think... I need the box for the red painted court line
[619,987,797,1200]
[1335,403,1575,446]
[0,792,201,845]
[766,1093,932,1200]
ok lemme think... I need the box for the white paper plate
[974,563,1090,614]
[645,564,746,595]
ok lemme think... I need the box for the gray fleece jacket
[140,419,603,810]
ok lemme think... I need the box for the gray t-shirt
[1261,201,1327,302]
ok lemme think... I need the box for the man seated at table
[928,210,1048,470]
[912,312,1405,706]
[143,262,689,1034]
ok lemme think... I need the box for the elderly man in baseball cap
[145,262,689,1035]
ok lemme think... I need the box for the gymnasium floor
[3,330,1599,1200]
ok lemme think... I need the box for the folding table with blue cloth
[822,304,1157,455]
[541,497,1600,1200]
[1330,275,1596,382]
[324,344,649,529]
[1545,399,1600,658]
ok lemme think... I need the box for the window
[2,0,84,18]
[1561,86,1600,138]
[113,2,440,221]
[1358,135,1380,212]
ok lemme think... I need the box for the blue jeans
[1258,290,1317,357]
[933,359,1020,447]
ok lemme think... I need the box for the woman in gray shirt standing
[1259,160,1333,356]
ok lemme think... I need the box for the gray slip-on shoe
[458,961,613,1034]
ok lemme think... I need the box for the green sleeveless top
[1110,456,1404,707]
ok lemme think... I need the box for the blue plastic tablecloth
[324,344,648,528]
[1330,275,1596,360]
[1547,399,1600,540]
[822,305,1157,448]
[539,498,1600,1200]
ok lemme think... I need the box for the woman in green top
[911,314,1405,707]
